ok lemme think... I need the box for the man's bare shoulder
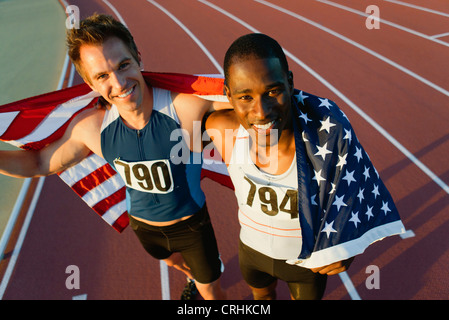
[65,107,106,157]
[72,107,106,133]
[206,109,239,131]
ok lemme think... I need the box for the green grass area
[0,0,67,236]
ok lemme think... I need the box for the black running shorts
[128,205,222,284]
[239,240,327,300]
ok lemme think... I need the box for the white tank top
[227,126,302,260]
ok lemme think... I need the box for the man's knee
[250,281,277,300]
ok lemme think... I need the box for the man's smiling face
[225,57,294,147]
[79,36,147,112]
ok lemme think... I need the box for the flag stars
[372,184,380,199]
[313,169,326,186]
[318,98,332,109]
[365,205,374,220]
[295,91,309,105]
[320,117,336,134]
[299,110,312,124]
[328,183,336,195]
[342,169,356,186]
[333,194,347,211]
[363,166,370,181]
[354,146,363,162]
[321,220,337,239]
[311,194,318,205]
[349,211,361,228]
[315,142,332,161]
[357,187,365,203]
[337,153,347,170]
[381,201,391,215]
[343,128,352,144]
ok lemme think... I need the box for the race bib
[113,158,174,193]
[243,175,299,219]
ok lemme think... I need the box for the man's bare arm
[0,109,102,178]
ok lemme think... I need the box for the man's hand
[311,257,354,275]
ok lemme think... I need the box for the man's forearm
[0,150,44,178]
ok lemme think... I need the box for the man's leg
[248,280,277,300]
[238,240,278,300]
[195,277,226,300]
[163,252,194,280]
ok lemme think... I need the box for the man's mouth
[116,86,135,98]
[252,119,277,132]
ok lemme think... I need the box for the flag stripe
[71,164,119,197]
[81,174,125,207]
[0,111,20,137]
[59,154,108,186]
[92,188,126,216]
[0,105,58,141]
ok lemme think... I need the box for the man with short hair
[206,33,403,300]
[0,14,228,300]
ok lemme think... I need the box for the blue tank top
[100,87,205,222]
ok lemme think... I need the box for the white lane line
[431,32,449,39]
[0,178,32,262]
[147,0,224,75]
[255,0,449,99]
[160,261,170,300]
[315,0,449,48]
[0,177,46,299]
[339,271,362,300]
[198,0,449,195]
[102,0,128,26]
[384,0,449,18]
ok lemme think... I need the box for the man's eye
[119,62,130,70]
[97,74,107,80]
[239,95,252,101]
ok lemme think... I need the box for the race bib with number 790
[113,158,174,194]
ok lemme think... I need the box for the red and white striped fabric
[0,72,232,232]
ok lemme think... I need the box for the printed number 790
[244,176,298,219]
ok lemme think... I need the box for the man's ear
[224,85,232,103]
[288,70,294,92]
[138,51,144,71]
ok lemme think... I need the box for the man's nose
[252,97,271,119]
[110,71,127,91]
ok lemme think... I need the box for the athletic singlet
[100,87,205,222]
[227,126,302,260]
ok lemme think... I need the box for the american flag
[288,89,405,268]
[0,73,404,268]
[0,72,230,232]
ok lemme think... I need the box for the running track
[0,0,448,300]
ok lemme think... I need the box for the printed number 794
[244,176,298,219]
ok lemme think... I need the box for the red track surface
[1,0,448,300]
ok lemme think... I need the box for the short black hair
[223,33,289,82]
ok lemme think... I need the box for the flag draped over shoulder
[288,90,405,268]
[0,72,404,268]
[0,72,230,232]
